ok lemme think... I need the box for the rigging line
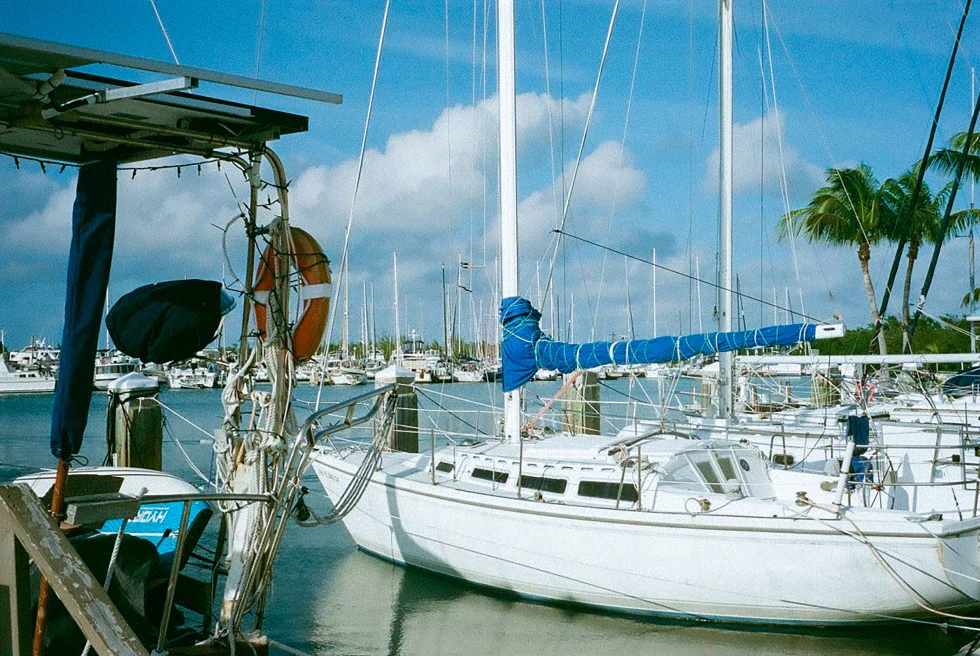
[542,0,621,304]
[253,0,268,105]
[482,0,490,268]
[761,0,805,320]
[555,229,829,324]
[445,0,455,270]
[540,0,561,237]
[316,0,392,411]
[917,308,972,337]
[877,0,972,343]
[591,0,649,338]
[910,85,980,340]
[148,0,180,65]
[760,10,876,270]
[686,0,697,334]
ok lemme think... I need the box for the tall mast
[442,264,450,362]
[499,0,520,442]
[393,251,401,361]
[362,281,368,359]
[718,0,734,421]
[371,282,377,358]
[342,262,350,360]
[652,248,658,338]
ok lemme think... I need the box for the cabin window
[472,468,508,484]
[436,462,454,473]
[519,475,567,494]
[693,458,725,495]
[578,480,638,502]
[716,454,737,483]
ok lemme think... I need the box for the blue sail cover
[501,296,817,393]
[50,160,117,458]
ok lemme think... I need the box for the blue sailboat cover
[51,160,117,457]
[500,296,818,392]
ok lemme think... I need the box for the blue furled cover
[500,296,544,392]
[50,160,117,458]
[501,295,818,393]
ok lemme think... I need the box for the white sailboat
[312,0,980,626]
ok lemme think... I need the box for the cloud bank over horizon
[0,94,971,352]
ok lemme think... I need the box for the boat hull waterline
[312,452,980,627]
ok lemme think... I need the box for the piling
[375,365,418,453]
[560,370,600,435]
[107,372,163,470]
[810,371,835,408]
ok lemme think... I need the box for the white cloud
[703,110,823,198]
[290,92,592,237]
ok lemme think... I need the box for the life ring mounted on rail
[253,226,331,361]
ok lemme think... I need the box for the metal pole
[499,0,521,442]
[718,0,734,420]
[157,501,191,653]
[393,252,401,360]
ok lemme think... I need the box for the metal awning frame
[0,32,340,165]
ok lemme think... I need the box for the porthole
[739,458,751,472]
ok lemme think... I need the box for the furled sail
[501,296,841,393]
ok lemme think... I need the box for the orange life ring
[253,227,331,361]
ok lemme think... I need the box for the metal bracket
[41,76,198,120]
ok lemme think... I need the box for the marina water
[0,381,972,655]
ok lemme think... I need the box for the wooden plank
[0,484,148,656]
[65,492,141,526]
[0,530,32,656]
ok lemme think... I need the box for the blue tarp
[501,295,819,393]
[50,160,117,458]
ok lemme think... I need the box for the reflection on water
[2,384,978,654]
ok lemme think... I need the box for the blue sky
[2,1,979,352]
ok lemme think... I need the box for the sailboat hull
[312,451,980,626]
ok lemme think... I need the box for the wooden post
[108,374,163,470]
[375,366,418,453]
[560,371,600,435]
[0,522,32,656]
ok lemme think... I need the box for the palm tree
[881,168,980,349]
[779,164,892,355]
[929,134,980,316]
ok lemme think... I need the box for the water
[1,382,974,655]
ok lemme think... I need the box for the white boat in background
[93,351,141,390]
[330,370,367,386]
[167,366,217,390]
[9,337,60,371]
[0,356,56,394]
[452,366,484,383]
